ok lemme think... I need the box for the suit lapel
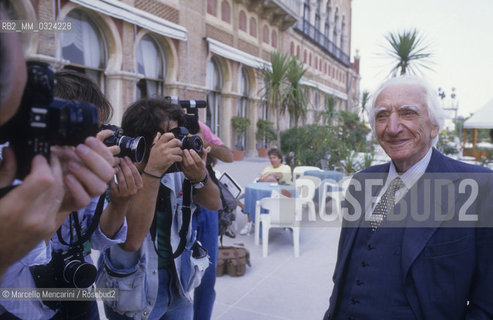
[400,149,459,279]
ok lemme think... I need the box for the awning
[206,37,347,100]
[464,98,493,129]
[70,0,188,41]
[300,79,348,100]
[206,37,268,69]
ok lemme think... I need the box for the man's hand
[0,146,17,188]
[181,149,207,183]
[109,157,143,206]
[0,152,66,278]
[144,132,182,176]
[52,137,115,213]
[96,129,121,159]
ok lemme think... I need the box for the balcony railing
[272,0,302,18]
[295,19,350,67]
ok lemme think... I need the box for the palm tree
[261,51,290,146]
[317,94,337,126]
[383,28,433,76]
[282,56,307,127]
[360,90,370,122]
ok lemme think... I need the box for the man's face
[269,154,282,168]
[373,83,438,172]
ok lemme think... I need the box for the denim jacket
[96,172,210,320]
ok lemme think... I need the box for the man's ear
[431,125,439,139]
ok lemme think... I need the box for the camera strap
[150,179,193,260]
[56,193,105,248]
[172,179,192,258]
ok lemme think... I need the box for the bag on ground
[216,244,251,277]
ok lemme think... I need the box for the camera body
[102,124,146,163]
[163,96,207,174]
[31,246,97,289]
[166,126,204,173]
[0,61,99,179]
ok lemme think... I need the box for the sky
[351,0,493,117]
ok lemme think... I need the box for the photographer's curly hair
[122,98,185,164]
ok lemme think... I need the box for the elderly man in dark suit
[324,76,493,319]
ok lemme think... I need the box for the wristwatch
[192,174,208,189]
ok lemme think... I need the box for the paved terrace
[212,157,341,320]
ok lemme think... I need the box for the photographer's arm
[198,121,233,163]
[0,150,65,280]
[48,137,115,236]
[99,157,143,239]
[121,133,182,252]
[182,149,221,210]
[205,142,234,163]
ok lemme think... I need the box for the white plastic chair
[295,178,319,221]
[292,166,322,182]
[319,179,341,221]
[254,197,301,257]
[254,189,288,245]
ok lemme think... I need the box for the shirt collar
[387,147,433,190]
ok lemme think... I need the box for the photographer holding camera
[97,98,221,320]
[0,8,114,290]
[0,68,142,319]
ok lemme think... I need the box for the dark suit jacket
[325,149,493,319]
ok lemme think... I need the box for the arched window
[239,10,247,31]
[262,25,269,43]
[207,0,217,16]
[237,67,249,150]
[136,34,165,99]
[221,0,230,23]
[290,42,294,55]
[341,15,346,50]
[207,58,222,136]
[249,17,257,37]
[271,30,277,47]
[62,10,106,89]
[333,7,339,45]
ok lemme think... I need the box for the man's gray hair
[368,76,447,146]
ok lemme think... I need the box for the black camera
[164,96,206,134]
[166,126,204,173]
[0,61,99,179]
[101,124,146,163]
[31,246,97,289]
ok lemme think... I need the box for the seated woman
[239,148,292,235]
[258,148,292,184]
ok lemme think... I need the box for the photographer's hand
[53,137,115,214]
[99,156,143,239]
[182,149,221,211]
[0,146,17,188]
[144,132,182,176]
[181,148,207,183]
[0,153,66,279]
[97,129,121,159]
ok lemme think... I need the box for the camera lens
[63,260,97,288]
[51,99,99,146]
[118,135,146,163]
[182,135,203,155]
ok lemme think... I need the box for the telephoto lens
[102,124,146,163]
[63,259,98,288]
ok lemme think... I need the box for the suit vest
[334,224,414,319]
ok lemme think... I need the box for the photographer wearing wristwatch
[97,98,220,320]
